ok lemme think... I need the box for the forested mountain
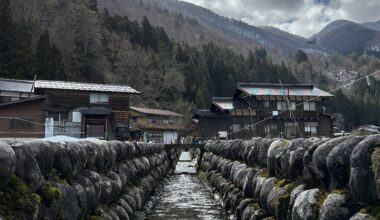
[309,20,380,55]
[97,0,380,58]
[362,20,380,32]
[0,0,296,113]
[1,0,380,130]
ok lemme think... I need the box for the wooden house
[194,83,334,140]
[129,107,183,143]
[0,78,139,139]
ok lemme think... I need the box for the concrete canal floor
[136,152,227,220]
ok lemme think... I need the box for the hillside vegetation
[0,0,380,130]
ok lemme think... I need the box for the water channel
[136,152,229,220]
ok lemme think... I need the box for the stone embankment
[0,140,180,219]
[198,135,380,220]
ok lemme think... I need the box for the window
[305,122,318,135]
[277,101,296,111]
[90,93,109,104]
[264,101,270,108]
[285,122,299,138]
[10,118,34,129]
[265,125,271,134]
[243,110,250,116]
[304,102,316,111]
[232,124,240,132]
[265,124,278,134]
[244,124,252,130]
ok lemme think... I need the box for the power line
[0,116,45,126]
[228,70,380,137]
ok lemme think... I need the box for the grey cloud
[183,0,380,37]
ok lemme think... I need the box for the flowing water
[136,152,228,220]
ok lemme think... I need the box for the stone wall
[198,135,380,220]
[0,140,180,220]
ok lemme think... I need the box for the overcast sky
[181,0,380,38]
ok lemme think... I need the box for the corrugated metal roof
[238,83,333,97]
[212,97,251,110]
[193,110,229,118]
[0,78,139,94]
[213,97,234,110]
[130,107,183,117]
[34,80,139,94]
[0,78,34,93]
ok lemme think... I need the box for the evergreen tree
[0,0,15,77]
[36,30,53,79]
[50,45,65,80]
[11,21,35,79]
[295,49,308,63]
[36,30,66,80]
[141,16,157,51]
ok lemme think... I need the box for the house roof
[237,83,333,97]
[130,107,183,117]
[0,96,45,107]
[193,110,229,118]
[212,97,251,111]
[0,78,34,93]
[35,80,139,94]
[0,78,140,94]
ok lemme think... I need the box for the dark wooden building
[129,107,183,143]
[0,96,45,138]
[0,78,139,139]
[194,83,334,140]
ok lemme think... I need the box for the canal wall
[198,135,380,220]
[0,140,180,220]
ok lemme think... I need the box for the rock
[56,183,81,220]
[267,140,289,176]
[287,184,305,219]
[246,138,264,166]
[303,139,329,187]
[112,205,130,220]
[0,141,16,189]
[242,205,256,220]
[11,142,44,192]
[27,140,56,176]
[313,136,352,188]
[291,188,320,220]
[93,142,105,170]
[349,212,377,220]
[243,169,257,198]
[280,138,306,179]
[121,194,137,213]
[349,135,380,204]
[319,193,353,220]
[66,142,88,176]
[327,136,365,189]
[253,176,266,200]
[266,187,287,217]
[107,210,121,220]
[236,199,255,220]
[82,141,97,170]
[72,182,88,212]
[73,175,96,212]
[371,147,380,200]
[100,213,113,220]
[37,196,62,220]
[259,177,277,211]
[119,199,134,217]
[258,139,275,166]
[53,142,73,179]
[288,138,318,180]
